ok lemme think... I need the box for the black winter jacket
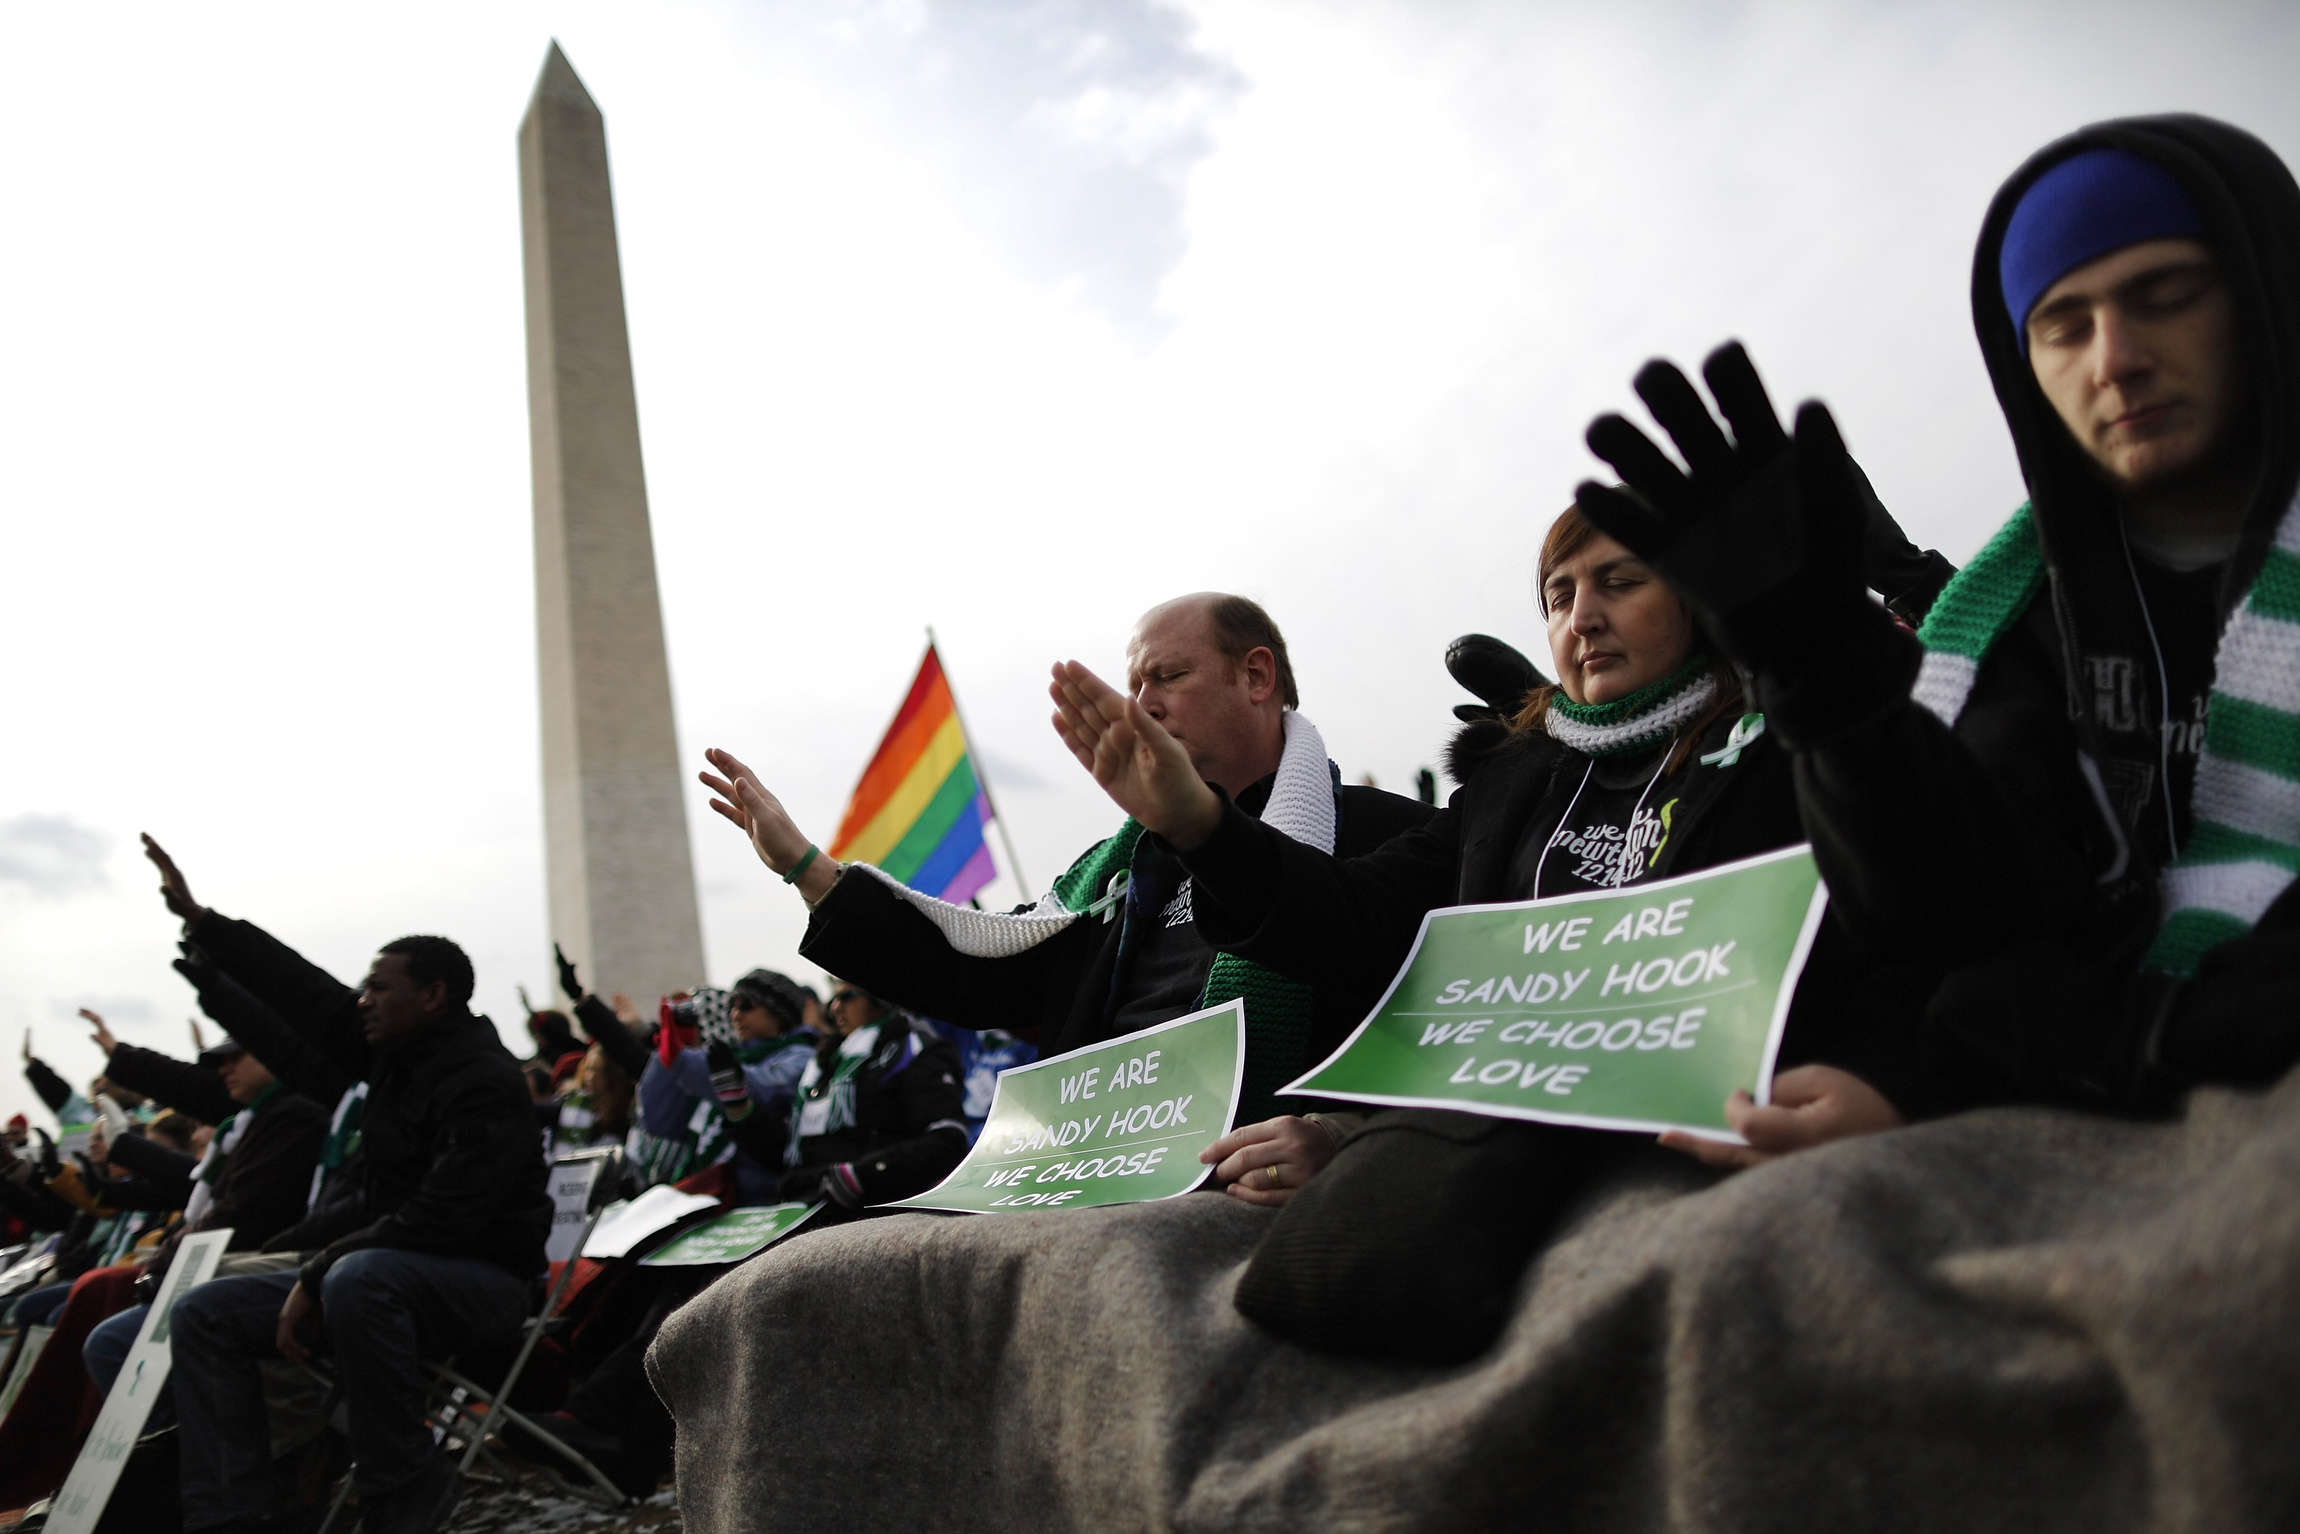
[801,783,1435,1073]
[185,911,550,1288]
[730,1019,970,1205]
[101,1132,199,1207]
[1178,712,1912,1092]
[101,1043,328,1254]
[1778,115,2300,1110]
[268,1011,551,1289]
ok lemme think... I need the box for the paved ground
[443,1463,682,1534]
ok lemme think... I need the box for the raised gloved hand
[554,943,586,1004]
[705,1040,754,1121]
[1577,342,1914,739]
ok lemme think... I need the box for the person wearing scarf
[1048,501,1931,1365]
[747,984,969,1214]
[700,594,1436,1198]
[1575,117,2300,1122]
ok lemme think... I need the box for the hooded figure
[1881,115,2300,1108]
[1580,113,2300,1119]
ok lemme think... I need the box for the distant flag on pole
[827,643,1003,905]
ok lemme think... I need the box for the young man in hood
[1574,113,2300,1144]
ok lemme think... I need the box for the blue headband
[1998,147,2207,351]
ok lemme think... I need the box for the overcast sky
[3,0,2297,1129]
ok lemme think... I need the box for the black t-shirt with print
[1512,741,1684,898]
[2076,554,2225,866]
[1110,776,1275,1034]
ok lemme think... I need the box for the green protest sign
[890,999,1245,1214]
[639,1202,821,1266]
[1285,846,1827,1140]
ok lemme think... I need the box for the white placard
[580,1185,718,1259]
[543,1155,613,1264]
[47,1227,234,1534]
[0,1324,52,1419]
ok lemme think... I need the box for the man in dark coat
[78,1028,327,1410]
[1575,114,2300,1123]
[169,935,550,1534]
[701,593,1435,1131]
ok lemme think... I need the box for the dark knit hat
[1999,146,2207,348]
[730,968,814,1033]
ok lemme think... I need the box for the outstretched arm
[142,834,212,927]
[700,749,842,905]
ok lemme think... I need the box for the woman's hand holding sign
[1657,1063,1904,1170]
[1048,661,1223,851]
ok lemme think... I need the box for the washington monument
[518,43,706,1004]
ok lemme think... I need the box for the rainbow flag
[827,645,999,904]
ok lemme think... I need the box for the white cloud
[0,815,110,897]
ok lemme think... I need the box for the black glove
[1444,633,1543,723]
[1844,458,1954,624]
[1577,342,1914,740]
[33,1128,59,1182]
[2149,919,2300,1103]
[777,1164,864,1209]
[554,943,586,1004]
[704,1041,753,1121]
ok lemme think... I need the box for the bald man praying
[701,593,1432,1188]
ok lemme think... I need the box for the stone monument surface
[519,42,706,1005]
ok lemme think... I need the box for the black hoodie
[1793,115,2300,1113]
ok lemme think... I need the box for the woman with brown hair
[1048,503,1912,1364]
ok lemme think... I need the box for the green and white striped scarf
[1912,498,2300,977]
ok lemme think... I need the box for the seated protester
[0,1096,217,1508]
[545,1043,636,1157]
[170,936,550,1534]
[920,1017,1038,1143]
[1573,115,2300,1124]
[638,970,820,1198]
[527,1007,588,1090]
[553,950,716,1190]
[1046,498,1935,1364]
[83,1013,327,1256]
[82,1033,328,1399]
[509,972,833,1495]
[630,988,748,1191]
[729,984,969,1213]
[699,593,1436,1133]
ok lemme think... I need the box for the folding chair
[313,1145,630,1530]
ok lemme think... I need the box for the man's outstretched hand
[80,1009,117,1059]
[699,749,841,904]
[1659,1064,1905,1171]
[141,834,210,926]
[1048,661,1222,850]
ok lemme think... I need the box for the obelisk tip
[527,39,598,117]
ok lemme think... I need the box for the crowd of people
[0,834,987,1528]
[4,107,2299,1531]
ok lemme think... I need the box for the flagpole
[928,626,1034,902]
